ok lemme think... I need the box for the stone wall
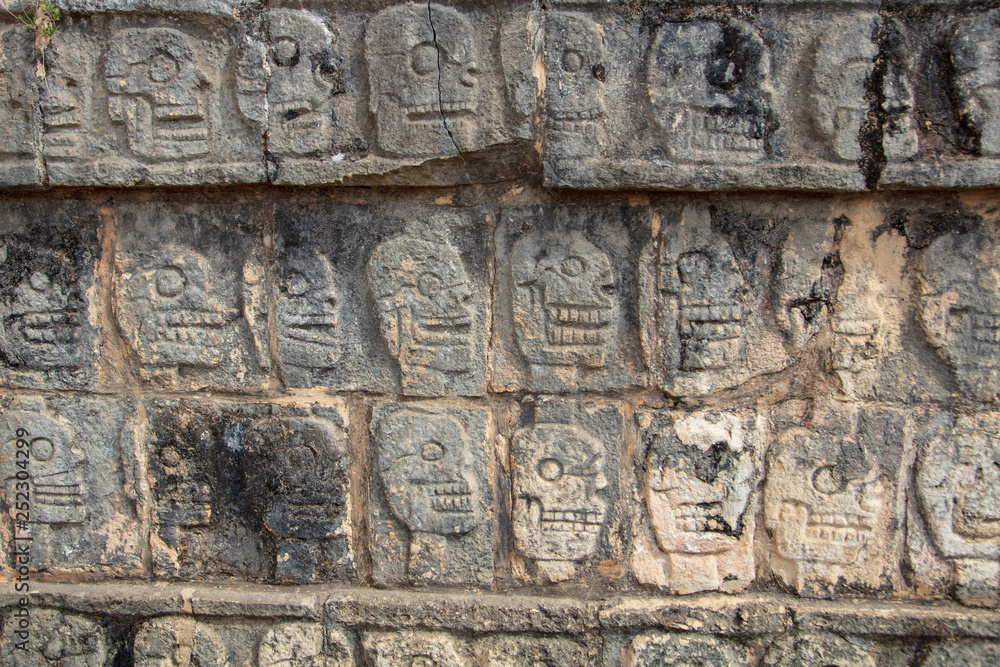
[2,1,1000,665]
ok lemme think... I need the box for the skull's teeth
[540,509,604,532]
[674,503,727,533]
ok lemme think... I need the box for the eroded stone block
[632,410,764,594]
[914,412,1000,607]
[511,399,622,582]
[545,12,607,159]
[0,25,42,186]
[919,223,1000,401]
[258,622,354,667]
[40,25,99,177]
[371,403,493,586]
[362,630,471,667]
[134,617,229,666]
[0,395,142,577]
[949,15,1000,159]
[761,632,875,667]
[1,609,109,666]
[477,635,591,666]
[921,640,1000,666]
[628,632,745,666]
[764,402,907,598]
[776,218,838,352]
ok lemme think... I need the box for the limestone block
[362,630,472,667]
[0,199,100,391]
[511,398,623,583]
[627,632,747,666]
[133,617,230,666]
[761,632,876,667]
[775,218,838,352]
[631,409,764,595]
[114,201,266,391]
[0,24,42,186]
[913,412,1000,607]
[493,202,647,392]
[764,401,908,598]
[146,398,353,582]
[918,222,1000,401]
[258,622,354,667]
[476,635,592,666]
[370,402,493,586]
[1,609,109,666]
[0,394,143,578]
[949,15,1000,159]
[921,640,1000,666]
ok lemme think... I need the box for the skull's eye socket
[410,43,438,75]
[30,437,55,461]
[678,253,710,283]
[158,445,181,468]
[812,465,844,495]
[417,271,442,296]
[538,457,563,482]
[560,256,585,277]
[561,49,584,73]
[155,267,186,298]
[421,441,445,461]
[286,272,309,296]
[272,37,299,67]
[28,271,52,292]
[148,50,180,83]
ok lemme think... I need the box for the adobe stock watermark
[8,424,33,653]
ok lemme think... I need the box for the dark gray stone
[761,632,875,666]
[0,24,42,187]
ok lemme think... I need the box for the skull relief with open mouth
[545,12,607,157]
[276,248,342,373]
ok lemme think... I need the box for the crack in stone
[427,0,471,179]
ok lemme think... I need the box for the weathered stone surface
[0,24,42,187]
[362,630,472,667]
[258,622,353,667]
[761,632,875,667]
[775,218,838,353]
[627,631,746,666]
[511,398,622,583]
[0,199,99,391]
[0,394,142,577]
[912,411,1000,608]
[632,409,764,595]
[921,640,1000,666]
[370,402,493,586]
[477,634,592,666]
[494,202,647,392]
[1,608,108,666]
[133,616,229,666]
[114,200,265,391]
[764,401,907,598]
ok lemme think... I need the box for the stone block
[476,635,593,666]
[0,198,100,391]
[0,24,43,187]
[631,409,765,595]
[146,398,353,583]
[0,609,113,666]
[493,202,647,393]
[0,394,143,578]
[258,622,354,667]
[362,630,473,667]
[912,411,1000,608]
[760,632,876,666]
[920,640,1000,666]
[113,200,266,391]
[626,632,750,666]
[764,401,908,598]
[370,402,494,586]
[511,398,624,583]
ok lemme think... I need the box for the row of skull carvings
[2,202,997,400]
[2,395,998,608]
[4,611,997,667]
[2,5,999,177]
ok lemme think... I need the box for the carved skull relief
[920,226,1000,401]
[647,19,771,163]
[761,632,876,667]
[365,3,480,157]
[259,623,353,667]
[41,32,91,160]
[364,631,467,667]
[151,429,215,530]
[368,233,475,394]
[916,414,1000,607]
[106,28,211,160]
[776,220,837,351]
[512,423,607,580]
[276,248,342,372]
[950,18,1000,157]
[511,230,615,370]
[133,617,228,667]
[545,12,606,157]
[3,609,106,667]
[268,9,338,156]
[116,245,239,371]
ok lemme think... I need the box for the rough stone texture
[0,24,42,187]
[761,632,876,667]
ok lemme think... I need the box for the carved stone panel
[511,399,622,583]
[1,609,109,666]
[764,401,907,598]
[628,632,746,666]
[134,617,229,666]
[0,200,100,391]
[258,623,354,667]
[0,25,42,186]
[0,395,142,577]
[114,201,265,391]
[913,412,1000,607]
[494,203,647,393]
[761,632,876,667]
[362,630,472,667]
[477,635,591,667]
[632,409,764,594]
[545,12,607,159]
[40,26,99,179]
[370,403,493,586]
[775,218,838,352]
[949,16,1000,159]
[921,641,1000,667]
[919,223,1000,401]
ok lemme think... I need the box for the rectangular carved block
[0,23,43,187]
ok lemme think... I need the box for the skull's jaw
[137,308,238,368]
[953,497,1000,540]
[520,304,611,368]
[279,311,341,368]
[41,105,84,158]
[941,310,1000,398]
[660,107,767,164]
[268,103,334,156]
[773,501,873,563]
[676,304,742,372]
[120,98,211,160]
[4,311,83,367]
[648,493,741,555]
[373,98,477,157]
[390,481,477,535]
[404,317,475,372]
[21,472,87,524]
[515,498,604,563]
[160,502,213,528]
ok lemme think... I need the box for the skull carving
[511,230,615,370]
[512,423,608,580]
[647,19,771,164]
[642,412,756,593]
[133,617,228,667]
[545,12,606,157]
[764,424,890,596]
[365,3,480,157]
[950,18,1000,157]
[0,26,34,158]
[106,28,211,160]
[776,220,837,351]
[919,226,1000,401]
[882,24,919,162]
[0,245,86,371]
[761,633,876,667]
[259,623,353,667]
[276,248,342,372]
[916,414,1000,607]
[116,245,239,371]
[1,410,86,525]
[367,233,475,394]
[377,409,479,539]
[364,631,466,667]
[3,610,107,667]
[151,429,215,529]
[41,32,90,160]
[268,9,339,156]
[629,633,743,667]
